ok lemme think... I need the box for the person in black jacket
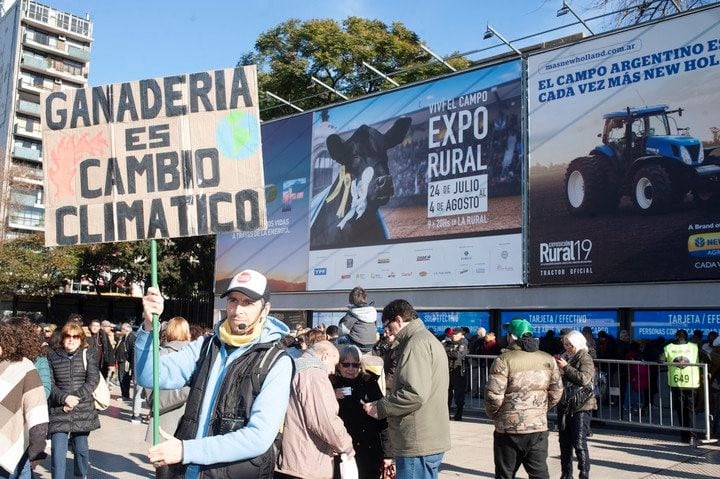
[445,328,469,421]
[48,321,101,479]
[331,345,388,479]
[87,319,114,378]
[114,322,135,401]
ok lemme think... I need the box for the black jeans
[448,371,466,418]
[672,388,697,441]
[558,411,591,479]
[493,430,550,479]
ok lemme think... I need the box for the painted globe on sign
[216,110,260,160]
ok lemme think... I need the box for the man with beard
[136,269,293,479]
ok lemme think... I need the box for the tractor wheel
[564,157,611,215]
[632,165,674,213]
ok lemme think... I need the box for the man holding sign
[135,269,293,478]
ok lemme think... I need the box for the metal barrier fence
[464,355,716,443]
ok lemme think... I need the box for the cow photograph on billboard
[527,6,720,285]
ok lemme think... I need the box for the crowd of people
[2,272,720,479]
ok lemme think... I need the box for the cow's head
[326,117,411,208]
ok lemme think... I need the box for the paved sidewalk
[32,386,720,478]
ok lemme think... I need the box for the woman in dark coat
[330,345,388,479]
[555,330,597,479]
[48,322,100,479]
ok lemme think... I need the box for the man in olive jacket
[363,299,450,479]
[485,319,563,479]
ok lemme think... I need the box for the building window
[28,28,53,46]
[70,17,90,36]
[26,2,49,23]
[62,59,83,76]
[55,12,90,37]
[55,12,69,31]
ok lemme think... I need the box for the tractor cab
[600,105,704,166]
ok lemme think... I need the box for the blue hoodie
[135,315,292,479]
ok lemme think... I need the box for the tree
[589,0,711,26]
[73,235,216,299]
[155,235,216,298]
[0,232,80,301]
[240,17,470,120]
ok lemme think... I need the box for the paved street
[31,384,720,478]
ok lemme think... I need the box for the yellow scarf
[218,318,264,347]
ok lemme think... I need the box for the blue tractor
[564,105,720,214]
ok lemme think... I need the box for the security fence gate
[464,355,717,444]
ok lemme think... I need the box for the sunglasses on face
[64,334,82,340]
[340,362,361,368]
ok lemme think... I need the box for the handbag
[82,349,111,410]
[563,381,594,415]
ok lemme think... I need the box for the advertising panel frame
[527,6,720,286]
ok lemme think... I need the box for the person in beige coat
[275,340,355,479]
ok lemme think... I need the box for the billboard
[500,310,619,337]
[215,113,312,293]
[633,309,720,339]
[527,7,720,284]
[308,61,523,290]
[41,66,266,246]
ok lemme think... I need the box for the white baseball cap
[220,269,269,301]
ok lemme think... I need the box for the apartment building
[0,0,92,240]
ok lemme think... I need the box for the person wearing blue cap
[485,318,563,479]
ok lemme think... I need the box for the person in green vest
[662,329,700,443]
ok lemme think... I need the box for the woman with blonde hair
[47,321,100,479]
[145,316,192,479]
[555,330,596,479]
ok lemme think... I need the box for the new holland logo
[313,268,327,275]
[688,232,720,257]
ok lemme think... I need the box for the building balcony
[8,216,45,232]
[67,44,90,61]
[13,173,44,187]
[18,77,45,94]
[16,99,41,117]
[14,123,42,140]
[21,53,51,72]
[12,145,42,163]
[22,33,91,62]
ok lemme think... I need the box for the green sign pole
[151,239,160,446]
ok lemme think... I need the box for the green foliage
[0,233,80,298]
[155,235,216,298]
[73,236,216,299]
[241,17,469,120]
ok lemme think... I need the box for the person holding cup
[331,345,389,479]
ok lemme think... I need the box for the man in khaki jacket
[363,299,450,479]
[485,319,563,479]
